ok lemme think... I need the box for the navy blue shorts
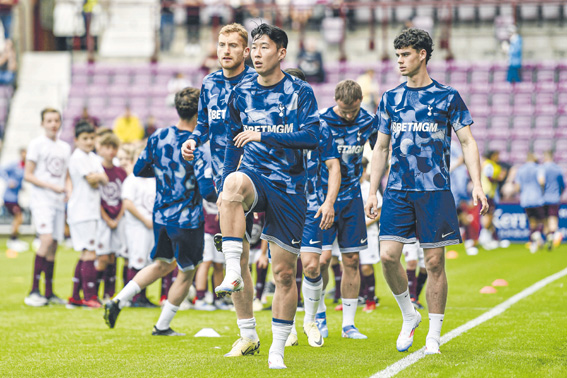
[300,206,323,254]
[322,195,368,253]
[380,190,462,249]
[241,169,306,254]
[151,223,204,272]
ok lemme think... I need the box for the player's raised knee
[222,172,252,204]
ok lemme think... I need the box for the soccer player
[216,24,319,369]
[104,87,217,336]
[67,121,109,308]
[359,157,382,313]
[403,242,427,309]
[1,147,28,252]
[24,108,71,307]
[539,150,565,250]
[181,23,260,357]
[480,150,507,250]
[515,153,545,253]
[365,28,488,355]
[281,67,341,348]
[317,80,378,340]
[96,132,127,301]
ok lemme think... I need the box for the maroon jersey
[249,212,265,250]
[203,200,221,235]
[100,165,127,219]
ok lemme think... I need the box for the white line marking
[371,267,567,378]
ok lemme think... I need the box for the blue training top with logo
[320,106,377,202]
[134,126,217,229]
[190,66,257,189]
[540,161,566,205]
[515,161,544,208]
[378,79,473,191]
[306,125,339,210]
[223,71,320,193]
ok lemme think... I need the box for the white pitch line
[371,266,567,378]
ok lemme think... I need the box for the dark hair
[75,121,95,138]
[251,23,288,49]
[285,68,306,81]
[335,80,363,104]
[174,87,200,121]
[394,28,434,63]
[41,108,61,122]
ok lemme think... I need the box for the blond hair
[335,80,363,105]
[41,108,61,122]
[219,23,248,47]
[99,132,121,149]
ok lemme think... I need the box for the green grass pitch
[1,237,566,377]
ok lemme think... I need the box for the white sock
[427,313,444,344]
[155,300,179,330]
[342,298,358,328]
[290,317,298,335]
[302,275,323,323]
[223,238,243,276]
[115,280,141,309]
[317,289,326,314]
[237,317,258,340]
[269,319,293,360]
[393,289,416,321]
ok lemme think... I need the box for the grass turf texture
[1,237,566,377]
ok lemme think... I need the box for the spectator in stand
[297,39,325,83]
[0,40,17,85]
[356,69,379,113]
[113,105,144,144]
[184,0,202,55]
[0,0,17,40]
[503,25,522,83]
[160,0,175,52]
[144,115,158,139]
[74,106,100,129]
[200,43,221,75]
[167,72,192,106]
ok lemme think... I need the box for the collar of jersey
[404,79,436,91]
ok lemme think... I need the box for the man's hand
[182,139,197,161]
[143,218,153,230]
[234,130,261,148]
[315,200,335,230]
[472,186,489,216]
[364,194,379,219]
[86,173,101,188]
[257,254,269,269]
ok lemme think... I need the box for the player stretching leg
[104,88,217,335]
[284,66,341,349]
[365,28,488,354]
[217,24,319,368]
[181,24,260,356]
[317,80,378,340]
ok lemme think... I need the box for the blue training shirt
[540,161,565,205]
[378,79,473,192]
[190,66,257,190]
[306,125,340,210]
[515,161,544,208]
[223,71,320,194]
[135,126,217,229]
[0,161,24,203]
[320,106,378,202]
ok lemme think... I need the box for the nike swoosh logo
[309,240,320,245]
[314,335,323,346]
[244,108,256,113]
[394,108,405,113]
[291,239,300,245]
[442,231,454,238]
[360,238,367,243]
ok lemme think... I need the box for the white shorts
[331,238,341,258]
[249,248,263,265]
[126,224,154,270]
[359,232,380,265]
[69,220,99,252]
[96,219,126,256]
[203,233,225,264]
[403,241,426,269]
[31,206,65,241]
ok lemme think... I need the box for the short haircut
[251,23,288,49]
[119,143,137,162]
[96,127,113,137]
[99,132,121,149]
[394,28,434,63]
[219,23,248,47]
[41,108,61,122]
[285,68,306,81]
[75,120,95,138]
[174,87,200,121]
[335,80,363,104]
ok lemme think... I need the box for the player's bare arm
[23,160,65,193]
[316,158,340,230]
[123,199,153,229]
[456,125,489,215]
[365,131,391,219]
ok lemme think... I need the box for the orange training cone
[492,279,509,287]
[446,250,459,259]
[480,286,497,294]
